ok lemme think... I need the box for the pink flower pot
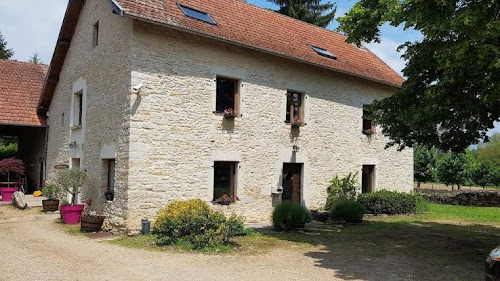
[60,204,85,224]
[1,188,18,202]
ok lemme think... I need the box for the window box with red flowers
[291,119,305,128]
[223,108,238,119]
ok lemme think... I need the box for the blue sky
[0,0,498,136]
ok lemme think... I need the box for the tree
[471,161,493,190]
[477,133,500,166]
[56,168,87,205]
[268,0,336,28]
[490,166,500,189]
[437,153,469,190]
[0,31,14,59]
[414,144,436,189]
[29,51,42,64]
[338,0,500,152]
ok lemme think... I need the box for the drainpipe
[42,125,49,186]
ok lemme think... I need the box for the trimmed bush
[272,202,313,231]
[331,200,366,221]
[152,199,246,249]
[357,191,426,215]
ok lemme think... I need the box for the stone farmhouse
[38,0,413,229]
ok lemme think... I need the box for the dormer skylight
[178,4,216,25]
[310,45,337,60]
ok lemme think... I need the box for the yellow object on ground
[33,191,42,197]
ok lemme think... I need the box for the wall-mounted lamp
[132,83,144,94]
[292,144,300,152]
[68,141,77,149]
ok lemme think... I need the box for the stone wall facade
[45,0,132,229]
[125,22,413,227]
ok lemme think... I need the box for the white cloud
[0,0,67,64]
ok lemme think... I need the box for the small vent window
[310,45,337,60]
[178,4,216,25]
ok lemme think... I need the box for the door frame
[281,162,304,205]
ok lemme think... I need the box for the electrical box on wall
[271,186,283,194]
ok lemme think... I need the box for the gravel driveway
[0,206,347,281]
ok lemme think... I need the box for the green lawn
[422,203,500,224]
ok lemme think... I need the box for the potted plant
[216,194,233,205]
[56,168,87,224]
[42,184,61,212]
[104,187,114,201]
[80,198,105,232]
[0,158,25,202]
[362,128,376,136]
[291,119,305,128]
[223,108,237,119]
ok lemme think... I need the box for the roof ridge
[0,59,49,67]
[236,0,347,40]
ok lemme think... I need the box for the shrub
[357,191,426,215]
[325,173,358,211]
[331,200,366,220]
[152,199,247,249]
[272,202,312,231]
[42,184,61,200]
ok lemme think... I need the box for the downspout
[42,125,49,187]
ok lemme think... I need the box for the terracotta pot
[1,188,18,202]
[59,204,84,224]
[42,199,59,212]
[80,216,105,232]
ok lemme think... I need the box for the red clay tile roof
[115,0,404,87]
[0,60,47,126]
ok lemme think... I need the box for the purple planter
[1,188,18,202]
[60,204,85,224]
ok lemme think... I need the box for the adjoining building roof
[0,60,48,127]
[39,0,404,112]
[114,0,404,87]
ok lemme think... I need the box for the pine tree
[29,51,42,64]
[0,31,14,59]
[268,0,336,28]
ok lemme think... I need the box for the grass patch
[107,232,297,255]
[422,203,500,224]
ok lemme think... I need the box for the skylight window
[178,4,216,25]
[310,45,337,60]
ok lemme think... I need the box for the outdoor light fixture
[68,141,77,149]
[292,144,300,152]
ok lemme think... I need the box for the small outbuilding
[0,59,47,193]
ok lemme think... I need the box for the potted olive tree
[56,168,87,224]
[41,184,61,212]
[0,158,25,202]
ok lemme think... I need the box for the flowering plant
[291,119,305,128]
[223,108,237,118]
[217,193,233,204]
[81,198,102,217]
[362,128,376,136]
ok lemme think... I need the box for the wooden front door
[362,165,375,193]
[282,163,302,204]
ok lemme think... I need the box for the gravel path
[0,206,347,281]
